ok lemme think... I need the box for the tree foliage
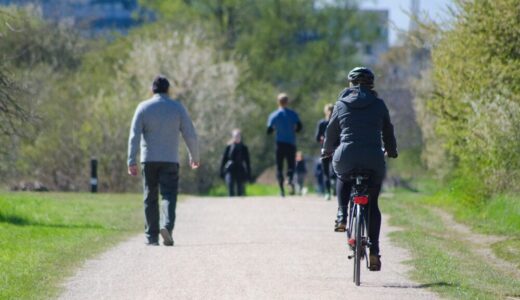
[1,1,376,192]
[423,0,520,193]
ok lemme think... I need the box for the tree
[424,0,520,193]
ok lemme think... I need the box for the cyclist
[322,67,398,271]
[315,104,335,200]
[267,93,302,197]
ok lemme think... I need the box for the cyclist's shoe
[334,222,346,232]
[369,255,381,271]
[160,228,174,246]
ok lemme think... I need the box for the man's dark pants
[142,162,179,243]
[275,142,296,187]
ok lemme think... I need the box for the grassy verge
[424,188,520,267]
[0,192,142,300]
[207,183,281,196]
[380,189,520,300]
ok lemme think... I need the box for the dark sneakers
[369,255,381,271]
[160,228,174,246]
[334,222,346,232]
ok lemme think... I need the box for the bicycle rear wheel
[354,204,363,286]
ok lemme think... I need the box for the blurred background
[0,0,518,199]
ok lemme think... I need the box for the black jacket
[315,119,328,144]
[220,142,251,179]
[323,86,397,181]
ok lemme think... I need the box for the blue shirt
[267,108,301,145]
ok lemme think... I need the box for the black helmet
[347,67,374,86]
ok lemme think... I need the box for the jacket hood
[338,86,377,109]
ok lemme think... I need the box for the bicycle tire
[354,204,362,286]
[347,199,354,240]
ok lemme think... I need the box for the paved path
[59,196,439,300]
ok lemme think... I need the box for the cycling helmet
[347,67,374,86]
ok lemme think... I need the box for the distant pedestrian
[127,75,200,246]
[314,158,324,195]
[220,129,251,197]
[315,104,336,200]
[267,93,302,197]
[294,151,307,195]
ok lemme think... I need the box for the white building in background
[356,9,390,66]
[0,0,146,34]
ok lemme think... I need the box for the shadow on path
[381,282,457,289]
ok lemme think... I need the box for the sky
[359,0,453,45]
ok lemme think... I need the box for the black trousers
[336,177,382,255]
[142,162,179,242]
[322,157,332,195]
[225,172,245,196]
[275,142,296,185]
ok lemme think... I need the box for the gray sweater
[127,94,199,166]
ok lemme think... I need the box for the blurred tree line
[0,1,382,192]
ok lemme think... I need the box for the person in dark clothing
[220,129,251,197]
[314,158,325,194]
[315,104,335,200]
[267,93,302,197]
[294,151,307,195]
[322,67,398,271]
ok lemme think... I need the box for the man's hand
[128,165,138,176]
[191,161,200,169]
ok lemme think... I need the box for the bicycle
[345,169,372,286]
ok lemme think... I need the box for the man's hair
[277,93,289,106]
[152,75,170,94]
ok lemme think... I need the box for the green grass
[0,192,142,300]
[207,183,281,196]
[426,192,520,237]
[491,239,520,270]
[381,190,520,299]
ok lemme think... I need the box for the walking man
[267,93,302,197]
[128,75,199,246]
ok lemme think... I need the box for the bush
[421,0,520,194]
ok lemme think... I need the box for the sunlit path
[59,196,438,300]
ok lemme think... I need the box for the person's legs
[225,173,235,196]
[322,157,331,197]
[335,177,352,231]
[158,163,179,235]
[296,174,305,195]
[275,143,285,196]
[143,163,160,243]
[368,180,382,255]
[237,178,245,196]
[286,144,296,189]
